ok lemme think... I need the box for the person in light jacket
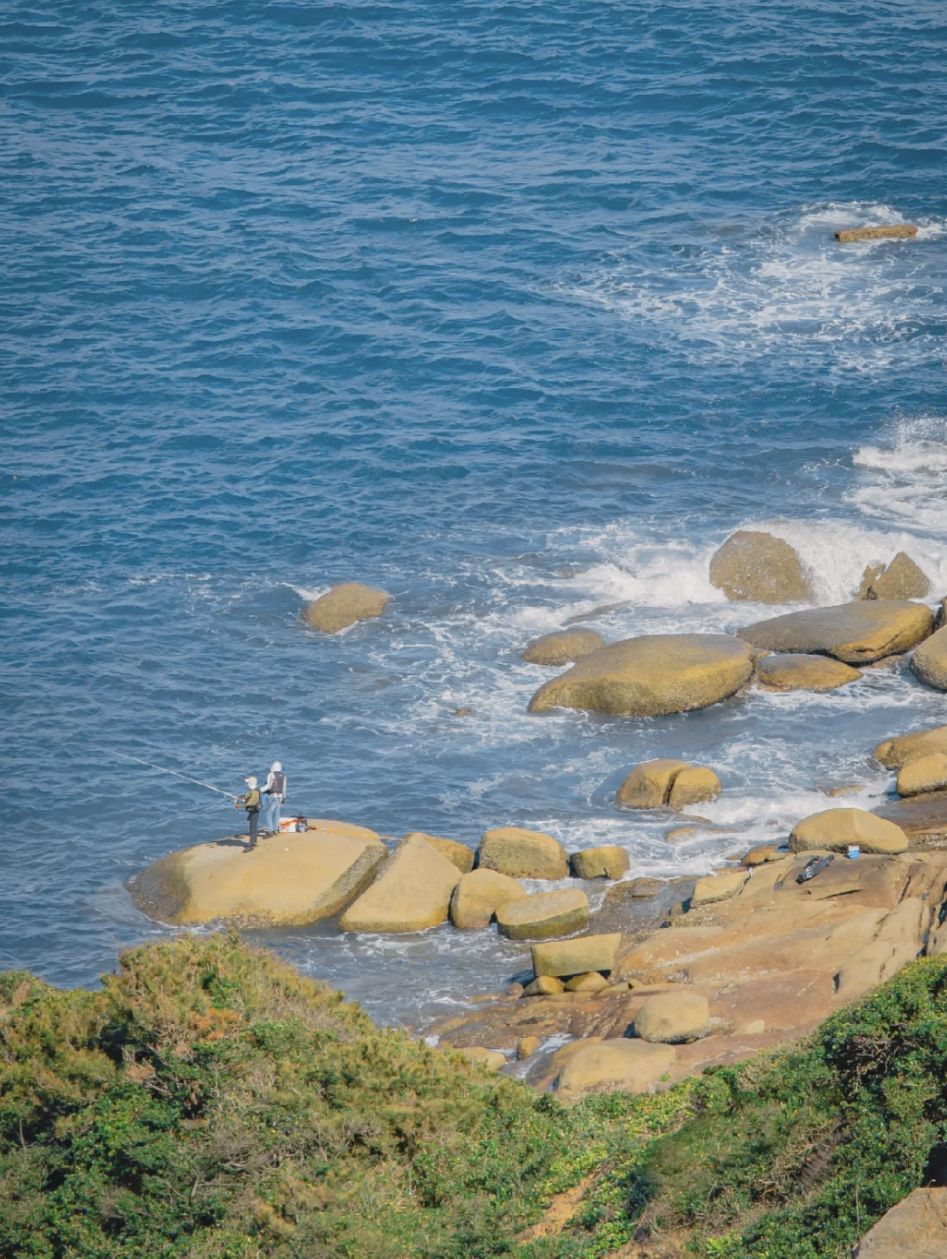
[262,761,286,835]
[236,777,262,851]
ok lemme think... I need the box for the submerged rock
[556,1039,675,1100]
[911,625,947,691]
[477,827,569,880]
[338,834,461,933]
[495,889,589,941]
[739,600,933,665]
[634,991,711,1044]
[303,582,390,634]
[789,808,908,855]
[528,634,754,717]
[616,758,720,810]
[450,868,526,930]
[522,627,605,666]
[570,846,630,880]
[755,653,862,691]
[875,724,947,770]
[709,530,814,604]
[857,551,929,600]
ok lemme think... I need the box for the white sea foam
[850,416,947,533]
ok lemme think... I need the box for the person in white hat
[262,761,286,835]
[235,776,262,851]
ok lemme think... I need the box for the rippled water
[3,0,947,1025]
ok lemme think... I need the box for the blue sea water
[3,0,947,1025]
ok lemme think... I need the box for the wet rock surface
[739,600,933,664]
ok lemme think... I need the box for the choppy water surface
[3,0,947,1026]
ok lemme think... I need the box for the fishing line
[109,750,240,800]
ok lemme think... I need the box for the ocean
[3,0,947,1027]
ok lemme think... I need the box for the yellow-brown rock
[338,834,461,933]
[477,827,568,880]
[556,1039,675,1100]
[528,634,754,717]
[742,844,783,867]
[858,551,930,600]
[565,971,609,993]
[496,889,589,941]
[709,530,814,603]
[522,975,564,997]
[570,846,630,880]
[853,1187,947,1258]
[835,224,918,243]
[667,766,721,809]
[896,753,947,798]
[128,829,386,928]
[404,832,474,873]
[303,582,390,634]
[306,818,380,839]
[459,1047,505,1072]
[522,627,605,666]
[911,625,947,691]
[789,808,908,855]
[739,600,933,665]
[531,933,621,978]
[449,868,526,929]
[691,869,750,906]
[633,991,711,1043]
[616,759,691,808]
[755,653,862,691]
[875,724,947,770]
[516,1036,541,1060]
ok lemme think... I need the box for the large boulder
[709,530,814,603]
[667,766,721,809]
[633,991,711,1043]
[449,869,526,929]
[875,724,947,769]
[477,827,568,880]
[896,753,947,798]
[755,653,862,691]
[570,846,630,880]
[556,1039,675,1100]
[531,933,622,978]
[303,582,390,634]
[911,625,947,691]
[857,551,930,601]
[738,600,933,665]
[495,889,589,941]
[338,835,461,933]
[616,759,721,810]
[789,808,908,855]
[404,832,474,873]
[528,634,754,717]
[522,627,605,666]
[853,1187,947,1258]
[128,829,387,928]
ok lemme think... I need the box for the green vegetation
[0,935,945,1259]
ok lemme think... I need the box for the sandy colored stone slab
[634,991,711,1043]
[835,224,918,242]
[875,724,947,770]
[853,1187,947,1258]
[531,933,622,978]
[896,753,947,798]
[302,582,389,633]
[496,889,589,941]
[738,600,933,665]
[755,653,862,691]
[667,766,721,809]
[404,832,474,873]
[709,530,814,603]
[790,808,908,855]
[450,868,526,929]
[338,834,461,933]
[128,830,387,928]
[528,634,754,717]
[912,624,947,691]
[691,869,750,906]
[478,827,569,880]
[522,627,605,666]
[570,846,630,880]
[556,1039,676,1100]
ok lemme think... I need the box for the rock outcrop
[853,1187,947,1258]
[896,753,947,798]
[495,889,589,941]
[691,869,750,905]
[556,1039,675,1100]
[338,834,461,933]
[616,758,720,809]
[404,832,475,873]
[303,582,390,634]
[570,846,630,880]
[875,724,947,769]
[522,628,605,666]
[477,827,569,880]
[633,991,711,1043]
[128,828,387,928]
[857,551,930,600]
[739,600,933,665]
[911,625,947,691]
[528,634,754,717]
[755,653,862,691]
[449,868,525,929]
[789,808,908,855]
[708,531,814,603]
[531,933,622,978]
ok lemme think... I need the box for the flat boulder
[303,582,390,634]
[570,846,630,880]
[875,724,947,769]
[853,1188,947,1258]
[477,827,568,880]
[556,1039,675,1100]
[404,832,474,873]
[709,530,814,603]
[911,625,947,691]
[128,829,386,928]
[634,991,711,1043]
[496,889,589,941]
[449,868,526,929]
[522,627,605,666]
[858,551,930,600]
[755,653,862,691]
[897,753,947,798]
[790,808,908,855]
[617,758,720,810]
[738,601,933,665]
[531,933,622,978]
[338,834,461,933]
[528,634,754,717]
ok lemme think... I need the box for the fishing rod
[109,750,240,800]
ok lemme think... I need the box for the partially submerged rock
[897,753,947,798]
[338,834,461,933]
[570,846,630,880]
[835,224,918,243]
[853,1187,947,1258]
[528,634,754,717]
[556,1039,675,1100]
[522,627,605,666]
[668,766,721,809]
[875,724,947,770]
[404,832,475,873]
[531,933,621,978]
[477,827,568,880]
[857,551,929,600]
[755,653,862,692]
[633,991,711,1043]
[495,889,589,941]
[303,582,390,634]
[616,758,720,810]
[911,625,947,691]
[450,868,526,930]
[789,808,908,855]
[128,828,386,928]
[708,530,814,604]
[739,600,933,665]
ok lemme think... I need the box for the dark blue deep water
[3,0,947,1024]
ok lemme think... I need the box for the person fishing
[262,761,286,835]
[235,776,262,851]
